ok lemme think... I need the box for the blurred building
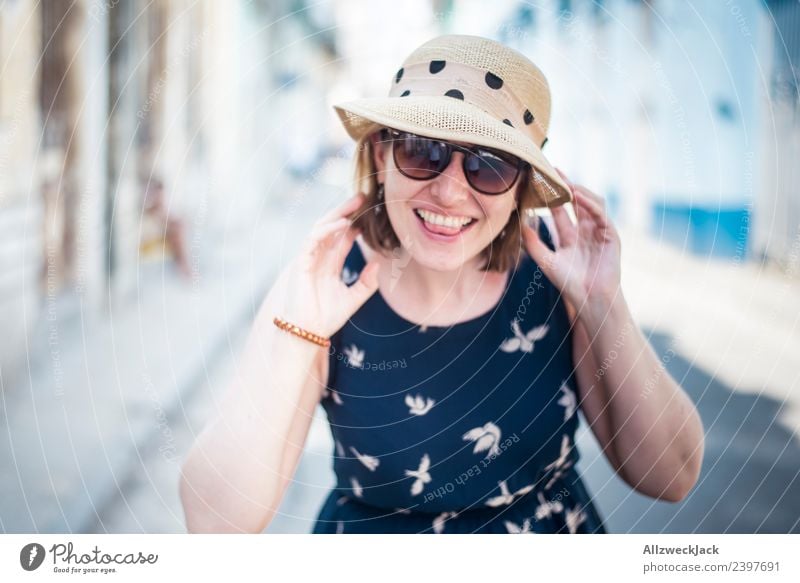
[444,0,799,265]
[0,0,340,385]
[2,0,798,384]
[596,1,779,263]
[756,0,800,271]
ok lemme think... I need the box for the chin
[405,242,483,272]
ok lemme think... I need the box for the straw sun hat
[333,34,572,208]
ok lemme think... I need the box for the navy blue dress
[313,221,607,534]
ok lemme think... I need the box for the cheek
[383,188,417,233]
[482,198,517,228]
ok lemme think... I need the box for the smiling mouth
[413,208,478,237]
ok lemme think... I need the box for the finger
[573,183,605,207]
[329,224,361,277]
[552,170,609,226]
[573,189,609,228]
[554,167,574,190]
[318,192,365,225]
[550,204,577,247]
[308,216,351,244]
[303,217,352,269]
[343,260,381,313]
[522,220,557,272]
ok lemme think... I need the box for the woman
[179,35,704,534]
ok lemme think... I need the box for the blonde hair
[345,131,540,273]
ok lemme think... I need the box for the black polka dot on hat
[400,90,410,97]
[429,60,446,74]
[395,68,404,83]
[444,89,464,100]
[523,109,534,125]
[503,119,513,127]
[485,72,504,89]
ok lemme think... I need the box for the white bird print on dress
[432,511,458,534]
[485,480,535,507]
[543,434,574,490]
[341,266,359,285]
[405,393,435,416]
[343,344,365,368]
[565,506,587,534]
[499,319,550,353]
[462,422,502,458]
[504,518,534,533]
[322,388,343,405]
[557,382,576,421]
[404,454,432,496]
[534,491,565,521]
[350,477,363,498]
[335,439,345,457]
[349,446,380,471]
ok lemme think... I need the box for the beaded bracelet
[273,316,331,348]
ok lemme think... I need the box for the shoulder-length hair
[345,130,546,273]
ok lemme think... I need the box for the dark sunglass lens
[464,150,519,194]
[394,134,449,178]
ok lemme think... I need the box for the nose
[429,151,472,207]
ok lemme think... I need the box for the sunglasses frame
[380,128,528,196]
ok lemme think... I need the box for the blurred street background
[0,0,798,533]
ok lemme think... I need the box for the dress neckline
[353,239,521,332]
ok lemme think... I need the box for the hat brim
[333,96,572,208]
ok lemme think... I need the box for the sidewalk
[0,205,314,533]
[575,228,800,533]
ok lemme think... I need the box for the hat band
[387,61,547,148]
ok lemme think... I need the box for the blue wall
[652,202,751,259]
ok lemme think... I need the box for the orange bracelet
[273,316,331,348]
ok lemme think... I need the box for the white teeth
[415,208,474,228]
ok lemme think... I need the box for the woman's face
[371,132,519,272]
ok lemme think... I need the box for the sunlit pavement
[575,228,800,533]
[0,202,316,533]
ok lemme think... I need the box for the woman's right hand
[280,192,381,338]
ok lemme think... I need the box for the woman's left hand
[522,168,622,311]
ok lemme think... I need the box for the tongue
[425,220,463,236]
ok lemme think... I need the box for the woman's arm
[179,193,380,532]
[567,295,705,502]
[523,170,704,503]
[271,354,330,513]
[178,264,327,533]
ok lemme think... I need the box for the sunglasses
[380,128,527,195]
